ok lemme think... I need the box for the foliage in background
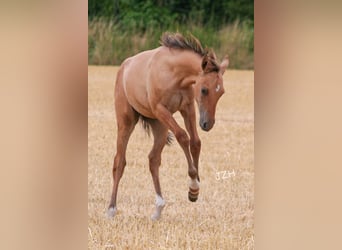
[88,0,254,69]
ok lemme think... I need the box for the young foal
[108,32,229,220]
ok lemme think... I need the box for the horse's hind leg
[148,120,168,220]
[107,87,138,218]
[107,111,138,218]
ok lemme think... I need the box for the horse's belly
[128,95,155,118]
[124,80,155,118]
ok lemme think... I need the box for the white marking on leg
[151,194,165,220]
[107,207,117,218]
[155,194,165,207]
[189,178,200,190]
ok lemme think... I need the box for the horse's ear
[202,51,219,73]
[201,54,209,71]
[208,50,217,60]
[219,55,229,75]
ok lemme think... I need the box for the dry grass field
[88,66,254,249]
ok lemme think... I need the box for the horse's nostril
[200,121,211,131]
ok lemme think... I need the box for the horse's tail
[138,115,173,146]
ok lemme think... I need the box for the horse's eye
[201,87,208,96]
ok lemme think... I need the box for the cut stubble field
[88,66,254,249]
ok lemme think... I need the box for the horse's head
[194,51,229,131]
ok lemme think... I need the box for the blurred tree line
[88,0,254,29]
[88,0,254,68]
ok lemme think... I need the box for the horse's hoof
[188,191,198,202]
[107,207,117,218]
[151,203,164,221]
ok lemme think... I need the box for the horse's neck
[171,51,202,87]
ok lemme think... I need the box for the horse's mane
[160,32,220,73]
[160,32,206,57]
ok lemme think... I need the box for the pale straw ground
[88,66,254,249]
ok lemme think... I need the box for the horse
[107,32,229,220]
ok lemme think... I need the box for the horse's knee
[175,130,189,147]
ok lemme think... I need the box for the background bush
[88,0,254,69]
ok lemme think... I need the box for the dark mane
[160,32,206,57]
[160,32,220,73]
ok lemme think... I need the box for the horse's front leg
[181,103,201,202]
[153,104,198,181]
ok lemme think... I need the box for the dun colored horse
[108,32,229,220]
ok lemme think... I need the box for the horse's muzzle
[200,121,209,131]
[199,110,215,131]
[200,119,215,131]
